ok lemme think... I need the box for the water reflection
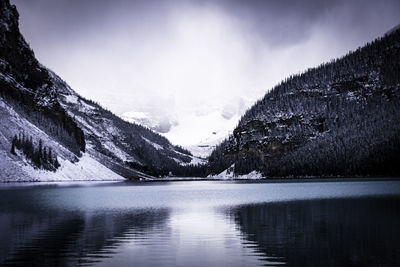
[0,181,399,267]
[0,209,170,266]
[231,197,400,266]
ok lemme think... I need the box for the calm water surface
[0,179,400,266]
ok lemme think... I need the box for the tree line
[207,28,400,178]
[11,132,60,171]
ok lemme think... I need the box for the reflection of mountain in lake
[0,209,170,266]
[231,197,400,267]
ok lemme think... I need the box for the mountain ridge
[0,0,204,181]
[208,27,400,178]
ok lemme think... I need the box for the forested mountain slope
[208,27,400,178]
[0,0,199,181]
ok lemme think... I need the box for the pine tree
[43,147,48,164]
[27,137,34,158]
[48,147,53,165]
[38,139,43,158]
[11,132,61,171]
[10,135,17,155]
[54,155,60,168]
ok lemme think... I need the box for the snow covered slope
[0,0,197,181]
[54,77,203,172]
[122,103,245,159]
[0,96,124,181]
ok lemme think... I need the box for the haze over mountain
[0,0,204,181]
[11,0,400,156]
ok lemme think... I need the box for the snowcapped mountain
[208,26,400,178]
[0,0,200,181]
[122,99,247,159]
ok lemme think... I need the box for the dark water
[0,180,400,267]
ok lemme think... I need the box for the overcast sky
[11,0,400,146]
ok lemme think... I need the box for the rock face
[0,0,194,181]
[0,0,85,153]
[208,27,400,177]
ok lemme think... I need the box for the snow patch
[208,164,263,180]
[102,141,132,162]
[142,137,164,150]
[79,100,97,112]
[185,156,207,166]
[73,116,103,137]
[209,164,235,179]
[21,153,124,182]
[63,94,79,104]
[61,93,97,113]
[235,171,263,180]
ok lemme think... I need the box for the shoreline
[140,176,400,183]
[1,176,399,184]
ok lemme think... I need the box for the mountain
[208,27,400,178]
[385,24,400,36]
[0,0,203,181]
[122,101,245,159]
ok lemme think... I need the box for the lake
[0,179,400,266]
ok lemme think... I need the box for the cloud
[11,0,400,146]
